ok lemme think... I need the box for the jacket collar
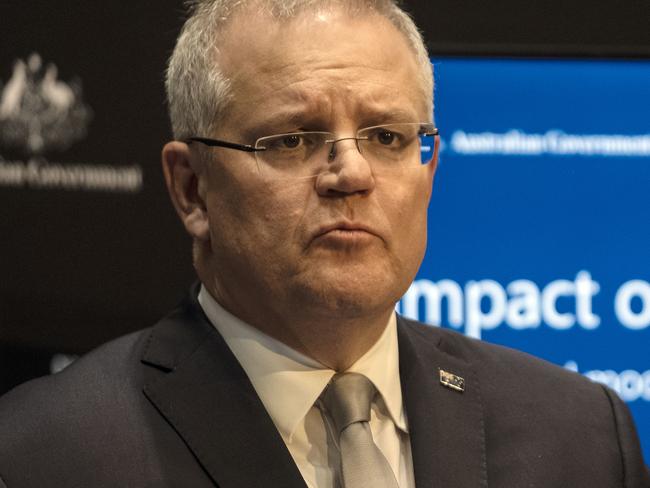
[141,285,307,488]
[398,315,488,488]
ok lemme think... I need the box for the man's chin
[292,269,403,318]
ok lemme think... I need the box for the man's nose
[315,138,375,197]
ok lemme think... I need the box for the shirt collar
[198,285,408,443]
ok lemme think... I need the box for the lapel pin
[439,369,465,392]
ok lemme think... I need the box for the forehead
[217,7,428,131]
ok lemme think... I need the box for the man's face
[195,8,436,324]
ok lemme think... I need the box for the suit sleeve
[600,385,650,488]
[0,474,7,488]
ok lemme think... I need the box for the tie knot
[321,373,376,434]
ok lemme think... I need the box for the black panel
[402,0,650,57]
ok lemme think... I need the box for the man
[0,1,648,487]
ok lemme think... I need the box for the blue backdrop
[398,58,650,460]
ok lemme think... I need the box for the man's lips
[311,221,381,245]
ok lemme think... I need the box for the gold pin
[439,369,465,392]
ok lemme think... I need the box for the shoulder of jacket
[0,328,151,437]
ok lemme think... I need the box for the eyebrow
[242,105,423,138]
[250,111,313,132]
[358,107,421,125]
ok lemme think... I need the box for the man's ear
[161,141,210,241]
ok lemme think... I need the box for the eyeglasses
[185,122,439,178]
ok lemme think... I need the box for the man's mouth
[311,221,380,247]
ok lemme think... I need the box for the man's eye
[377,130,397,145]
[282,135,303,148]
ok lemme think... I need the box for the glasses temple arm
[184,137,264,152]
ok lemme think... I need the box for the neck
[201,279,394,371]
[280,309,394,371]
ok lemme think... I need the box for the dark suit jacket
[0,288,648,488]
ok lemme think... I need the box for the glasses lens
[358,123,434,169]
[255,132,330,176]
[253,124,436,178]
[418,127,437,164]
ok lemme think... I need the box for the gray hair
[165,0,433,140]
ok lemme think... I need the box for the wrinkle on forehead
[244,64,406,103]
[230,74,421,135]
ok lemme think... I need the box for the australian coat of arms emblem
[0,53,92,155]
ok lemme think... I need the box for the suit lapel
[141,291,307,488]
[398,316,488,488]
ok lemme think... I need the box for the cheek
[207,178,314,255]
[407,166,434,220]
[255,179,315,235]
[379,168,432,236]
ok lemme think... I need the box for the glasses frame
[184,124,439,156]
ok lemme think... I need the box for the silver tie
[321,373,400,488]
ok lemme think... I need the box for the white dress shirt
[198,285,415,488]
